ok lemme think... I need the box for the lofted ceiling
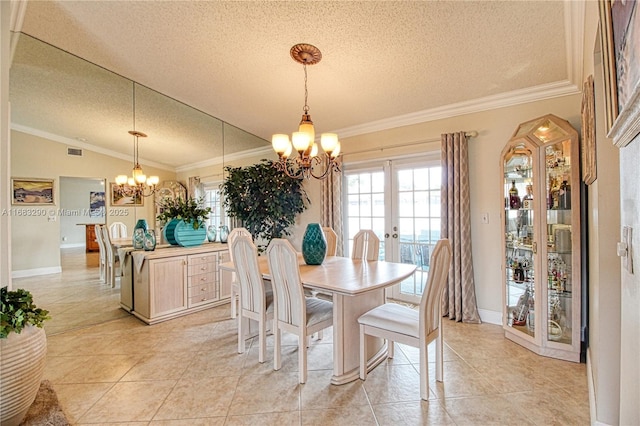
[9,0,584,171]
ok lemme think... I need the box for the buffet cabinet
[501,114,582,362]
[121,244,231,324]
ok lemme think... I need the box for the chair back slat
[419,239,452,337]
[109,222,127,239]
[267,239,306,328]
[322,227,337,256]
[231,235,265,314]
[352,229,380,261]
[228,227,252,262]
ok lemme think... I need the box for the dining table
[220,254,417,385]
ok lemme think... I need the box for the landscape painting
[90,191,106,217]
[12,178,55,205]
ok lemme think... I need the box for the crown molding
[11,123,175,172]
[332,80,581,139]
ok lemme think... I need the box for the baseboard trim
[478,308,502,325]
[60,243,84,249]
[12,266,62,278]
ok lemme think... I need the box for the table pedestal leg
[331,289,386,385]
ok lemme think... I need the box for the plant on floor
[0,287,50,338]
[156,196,211,230]
[221,159,309,250]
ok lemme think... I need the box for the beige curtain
[188,176,204,203]
[321,165,344,256]
[441,132,481,323]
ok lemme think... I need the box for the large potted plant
[1,287,50,426]
[156,196,212,247]
[221,160,308,251]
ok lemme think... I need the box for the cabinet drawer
[188,271,216,287]
[188,262,216,276]
[188,290,217,307]
[188,282,216,297]
[188,254,217,266]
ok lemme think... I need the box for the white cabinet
[501,114,582,362]
[128,244,232,324]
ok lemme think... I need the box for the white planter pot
[0,325,47,426]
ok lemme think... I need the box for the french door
[344,156,441,304]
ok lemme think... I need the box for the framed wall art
[90,191,106,217]
[110,183,143,206]
[581,75,597,185]
[11,178,55,205]
[599,0,640,147]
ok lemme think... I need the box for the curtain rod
[342,131,477,157]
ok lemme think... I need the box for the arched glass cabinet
[501,114,582,362]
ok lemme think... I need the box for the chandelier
[271,43,341,180]
[115,83,159,198]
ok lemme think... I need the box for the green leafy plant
[1,287,50,338]
[156,196,211,230]
[221,159,309,250]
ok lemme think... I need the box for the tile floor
[14,248,590,425]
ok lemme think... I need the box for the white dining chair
[322,227,338,256]
[94,224,107,283]
[101,225,120,288]
[357,238,452,400]
[352,229,380,261]
[109,221,128,239]
[228,227,253,319]
[231,234,274,363]
[266,238,333,384]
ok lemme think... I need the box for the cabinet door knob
[200,277,207,281]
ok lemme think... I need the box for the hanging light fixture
[271,43,341,180]
[115,83,159,198]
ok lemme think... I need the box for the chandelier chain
[303,63,309,114]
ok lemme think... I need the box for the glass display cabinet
[501,114,581,362]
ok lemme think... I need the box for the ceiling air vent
[67,147,83,156]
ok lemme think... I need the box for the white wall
[59,177,106,248]
[583,1,622,424]
[619,134,640,424]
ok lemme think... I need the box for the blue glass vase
[207,225,217,242]
[219,225,229,243]
[132,219,148,249]
[302,223,327,265]
[143,229,156,251]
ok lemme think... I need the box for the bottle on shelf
[548,177,559,209]
[559,180,571,209]
[522,184,533,209]
[509,180,521,209]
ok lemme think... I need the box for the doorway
[344,155,441,304]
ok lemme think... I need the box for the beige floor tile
[53,382,115,424]
[79,380,177,423]
[371,400,456,425]
[225,411,301,425]
[361,364,424,403]
[300,404,377,425]
[150,418,225,425]
[508,387,591,425]
[44,353,142,384]
[228,371,300,415]
[300,370,369,409]
[153,376,239,420]
[121,352,192,381]
[180,348,248,379]
[440,394,535,425]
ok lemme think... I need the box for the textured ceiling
[10,0,582,170]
